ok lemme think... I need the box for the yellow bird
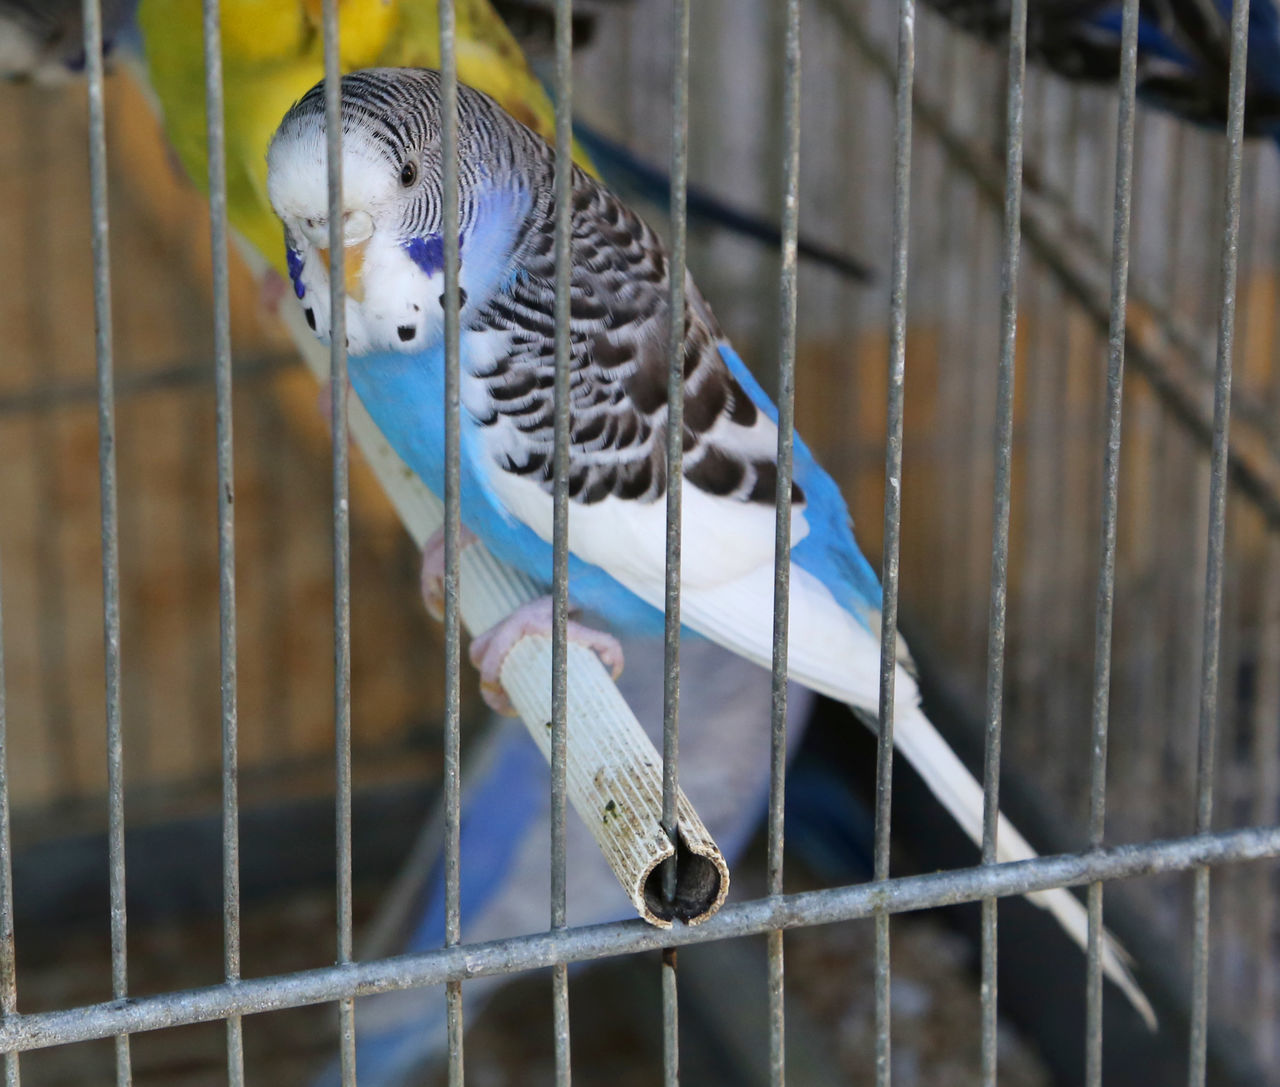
[136,0,586,278]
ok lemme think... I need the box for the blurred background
[1,0,1278,1083]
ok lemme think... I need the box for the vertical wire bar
[1084,1,1139,1081]
[320,2,356,1080]
[1189,1,1251,1083]
[767,3,800,1086]
[0,554,19,1086]
[437,4,468,1080]
[82,1,131,1081]
[201,1,244,1082]
[550,2,573,1084]
[662,0,691,1083]
[662,0,689,899]
[661,944,678,1087]
[874,0,914,1081]
[438,3,465,1082]
[980,2,1027,1082]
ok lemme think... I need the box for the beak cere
[315,240,368,304]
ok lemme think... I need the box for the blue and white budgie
[265,67,1153,1023]
[924,0,1280,141]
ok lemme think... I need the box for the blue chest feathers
[347,344,668,634]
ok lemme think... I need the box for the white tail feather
[891,700,1156,1030]
[669,560,1156,1028]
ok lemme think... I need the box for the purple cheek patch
[404,235,446,278]
[286,246,306,300]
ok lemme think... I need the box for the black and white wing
[464,165,807,590]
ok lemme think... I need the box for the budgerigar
[923,0,1280,141]
[265,67,1155,1024]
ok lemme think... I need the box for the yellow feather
[301,0,400,69]
[220,0,309,63]
[135,0,594,277]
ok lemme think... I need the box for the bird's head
[267,67,540,356]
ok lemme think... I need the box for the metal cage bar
[874,0,915,1079]
[4,0,1280,1083]
[980,1,1028,1081]
[319,1,357,1080]
[0,826,1277,1055]
[767,3,802,1084]
[81,0,131,1081]
[662,0,691,1081]
[550,1,575,1083]
[437,2,467,1084]
[1085,0,1140,1081]
[1189,1,1254,1083]
[199,1,245,1082]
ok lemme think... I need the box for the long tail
[675,563,1156,1027]
[887,697,1156,1029]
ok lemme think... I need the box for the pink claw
[419,523,480,620]
[468,597,625,716]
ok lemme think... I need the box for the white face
[267,125,448,357]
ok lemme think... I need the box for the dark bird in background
[0,0,135,82]
[926,0,1280,141]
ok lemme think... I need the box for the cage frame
[0,0,1277,1085]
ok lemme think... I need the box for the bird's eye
[400,160,418,187]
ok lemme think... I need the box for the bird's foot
[469,597,625,716]
[419,523,480,621]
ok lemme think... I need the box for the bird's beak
[315,240,367,304]
[313,208,374,303]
